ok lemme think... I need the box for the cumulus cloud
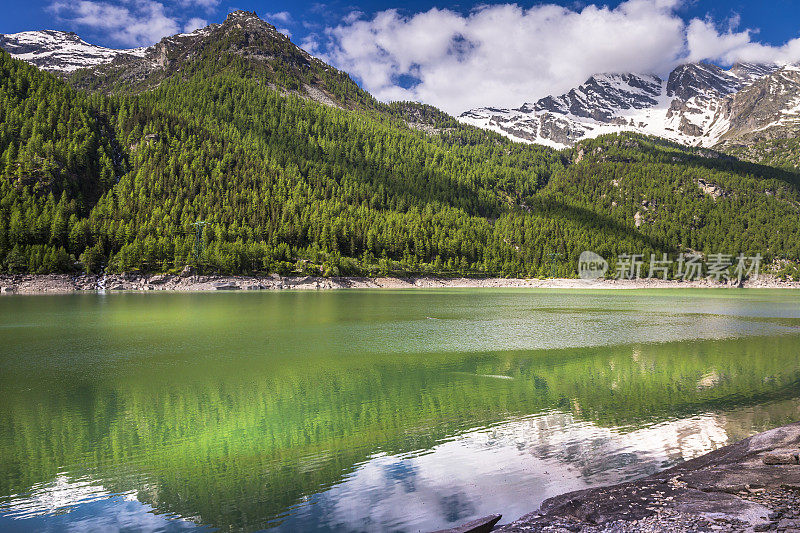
[48,0,181,46]
[314,0,800,114]
[686,18,800,65]
[184,17,208,34]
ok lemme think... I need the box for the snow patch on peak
[730,62,781,80]
[0,30,145,72]
[460,62,782,149]
[177,24,218,38]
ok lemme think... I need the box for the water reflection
[0,477,207,532]
[0,290,799,532]
[272,399,800,533]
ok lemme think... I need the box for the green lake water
[1,289,799,532]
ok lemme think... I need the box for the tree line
[1,49,799,278]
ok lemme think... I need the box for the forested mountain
[1,12,799,278]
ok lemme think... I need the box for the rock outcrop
[497,422,800,532]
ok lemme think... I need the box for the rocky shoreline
[1,273,800,294]
[492,422,800,533]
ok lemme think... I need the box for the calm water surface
[1,289,799,532]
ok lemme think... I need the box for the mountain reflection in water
[1,290,799,532]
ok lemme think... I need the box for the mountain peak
[221,10,279,32]
[460,60,790,149]
[0,11,293,76]
[0,30,146,72]
[665,62,744,100]
[528,71,662,123]
[729,62,781,81]
[0,10,369,111]
[225,10,261,22]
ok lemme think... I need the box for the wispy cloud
[178,0,220,10]
[342,11,363,24]
[47,0,181,47]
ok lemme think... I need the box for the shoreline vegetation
[1,273,800,293]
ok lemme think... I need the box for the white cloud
[314,0,800,114]
[184,17,208,34]
[265,11,292,24]
[685,19,754,63]
[686,18,800,66]
[48,0,180,47]
[342,10,364,24]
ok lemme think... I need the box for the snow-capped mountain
[1,12,358,112]
[718,64,800,146]
[3,22,799,151]
[0,30,146,73]
[459,62,798,149]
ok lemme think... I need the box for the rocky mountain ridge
[0,12,366,109]
[0,29,146,72]
[459,61,800,149]
[3,15,800,151]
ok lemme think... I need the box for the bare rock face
[498,422,800,532]
[535,73,663,122]
[666,63,747,101]
[459,61,797,150]
[762,451,800,465]
[717,65,800,147]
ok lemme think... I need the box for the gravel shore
[1,273,799,293]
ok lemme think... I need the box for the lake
[1,289,799,532]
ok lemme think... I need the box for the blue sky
[3,0,800,112]
[3,0,799,47]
